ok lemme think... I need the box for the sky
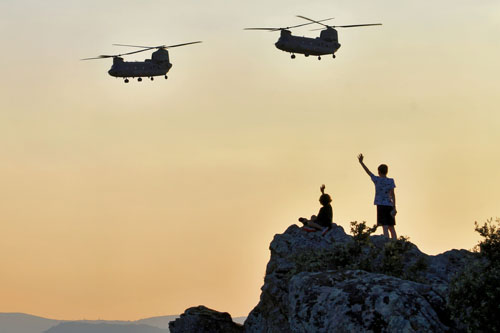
[1,0,500,322]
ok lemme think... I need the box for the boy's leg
[382,226,390,238]
[299,217,323,232]
[388,226,397,240]
[307,221,324,230]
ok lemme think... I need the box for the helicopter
[82,41,202,83]
[245,16,382,60]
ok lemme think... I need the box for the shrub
[286,222,427,282]
[474,218,500,262]
[380,236,412,277]
[448,218,500,332]
[350,221,377,245]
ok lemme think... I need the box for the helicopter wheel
[305,54,309,57]
[318,56,321,60]
[291,54,296,59]
[332,54,336,59]
[150,77,154,81]
[124,79,129,83]
[164,75,168,80]
[138,77,142,82]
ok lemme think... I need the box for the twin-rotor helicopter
[245,15,382,60]
[82,41,201,83]
[83,15,381,82]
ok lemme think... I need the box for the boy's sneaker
[298,217,307,225]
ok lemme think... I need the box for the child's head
[378,164,388,176]
[319,193,332,206]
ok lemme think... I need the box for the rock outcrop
[286,270,450,332]
[177,223,475,332]
[169,306,243,333]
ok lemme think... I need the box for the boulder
[169,306,243,333]
[287,270,450,332]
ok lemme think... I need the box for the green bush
[286,222,426,282]
[474,218,500,262]
[350,220,377,245]
[381,236,412,277]
[448,218,500,332]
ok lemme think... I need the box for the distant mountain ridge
[0,313,62,333]
[44,322,168,333]
[0,313,180,333]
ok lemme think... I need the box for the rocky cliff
[170,223,474,332]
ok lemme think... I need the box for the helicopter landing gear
[138,77,142,82]
[150,77,154,81]
[291,54,296,59]
[305,54,309,57]
[164,75,168,80]
[332,54,336,59]
[318,56,321,60]
[124,78,129,83]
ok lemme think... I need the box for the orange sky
[0,0,499,321]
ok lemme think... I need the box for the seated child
[298,184,333,236]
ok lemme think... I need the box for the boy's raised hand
[358,153,374,176]
[320,184,326,194]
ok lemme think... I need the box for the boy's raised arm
[358,153,374,177]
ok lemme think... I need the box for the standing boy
[358,153,397,240]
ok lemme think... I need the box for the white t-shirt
[370,175,396,206]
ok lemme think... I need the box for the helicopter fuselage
[108,57,172,78]
[274,29,341,57]
[107,48,173,81]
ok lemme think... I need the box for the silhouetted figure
[298,184,333,236]
[358,154,397,240]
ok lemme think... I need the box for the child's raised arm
[358,153,374,177]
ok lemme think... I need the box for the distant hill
[44,322,167,333]
[135,315,179,330]
[0,313,62,333]
[0,312,242,332]
[233,317,246,325]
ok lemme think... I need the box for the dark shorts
[377,205,395,226]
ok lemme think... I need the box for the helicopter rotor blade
[298,15,382,30]
[81,56,103,60]
[86,47,160,59]
[284,18,334,30]
[80,55,115,60]
[113,41,201,50]
[296,15,330,28]
[82,41,202,61]
[336,23,382,28]
[244,27,281,31]
[245,18,334,32]
[163,41,202,49]
[113,47,160,57]
[310,23,382,31]
[113,44,161,48]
